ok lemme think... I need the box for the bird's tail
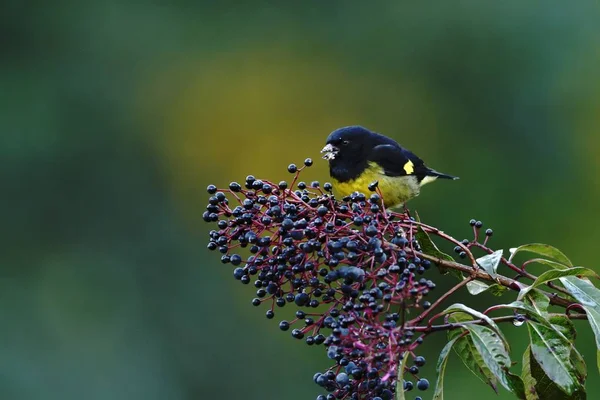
[429,170,459,180]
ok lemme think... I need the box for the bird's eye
[342,140,350,145]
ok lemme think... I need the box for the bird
[321,126,458,208]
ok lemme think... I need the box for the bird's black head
[321,126,377,162]
[321,125,392,182]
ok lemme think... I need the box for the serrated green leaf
[465,324,514,392]
[571,347,587,386]
[449,332,499,391]
[548,314,576,340]
[442,303,507,347]
[506,301,587,389]
[415,226,462,279]
[447,313,498,391]
[560,276,600,374]
[466,280,507,296]
[527,320,581,395]
[509,244,572,266]
[547,313,587,385]
[395,352,409,400]
[476,250,503,279]
[581,306,600,374]
[522,289,550,316]
[522,346,540,400]
[415,226,453,261]
[519,267,598,300]
[560,276,600,307]
[507,370,527,399]
[432,336,459,400]
[523,344,586,400]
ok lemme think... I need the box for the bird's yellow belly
[332,163,423,208]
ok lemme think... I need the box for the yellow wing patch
[403,160,415,175]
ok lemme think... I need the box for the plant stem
[413,251,575,309]
[409,220,479,269]
[470,242,574,298]
[408,313,589,333]
[407,276,474,325]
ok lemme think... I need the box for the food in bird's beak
[321,143,339,160]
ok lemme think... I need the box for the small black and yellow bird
[321,126,458,208]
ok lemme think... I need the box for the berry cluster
[204,160,435,399]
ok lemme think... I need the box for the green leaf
[560,276,600,373]
[466,279,507,296]
[518,267,598,300]
[502,300,588,389]
[415,226,453,262]
[571,347,587,386]
[395,352,409,400]
[441,303,507,348]
[547,314,576,340]
[507,370,527,400]
[493,301,575,345]
[432,336,459,400]
[494,301,561,331]
[509,244,572,266]
[415,226,462,279]
[560,276,600,307]
[522,289,550,316]
[522,346,540,400]
[447,311,474,326]
[527,320,582,395]
[448,314,498,391]
[448,329,498,393]
[546,314,587,385]
[476,250,503,279]
[446,316,524,396]
[524,258,571,271]
[465,324,515,393]
[580,306,600,374]
[523,345,586,400]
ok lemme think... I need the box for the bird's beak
[321,143,339,160]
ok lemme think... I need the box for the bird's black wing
[368,144,433,181]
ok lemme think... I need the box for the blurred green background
[3,1,600,399]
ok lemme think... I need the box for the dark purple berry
[291,329,304,339]
[279,321,290,331]
[295,293,310,306]
[417,378,429,391]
